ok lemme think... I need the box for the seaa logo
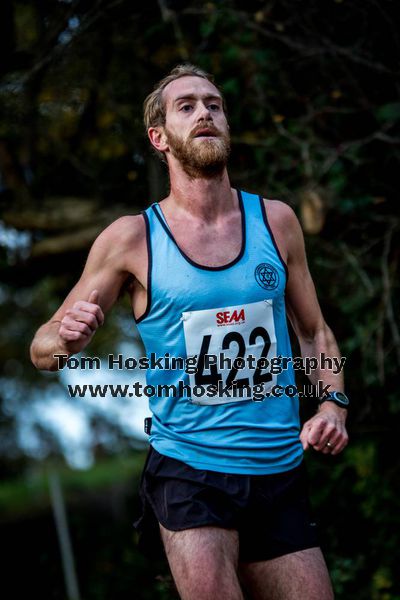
[216,309,245,326]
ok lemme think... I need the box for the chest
[161,211,243,267]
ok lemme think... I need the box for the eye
[208,104,220,111]
[180,104,193,112]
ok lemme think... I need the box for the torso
[124,195,289,321]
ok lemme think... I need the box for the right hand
[58,290,104,353]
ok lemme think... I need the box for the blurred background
[0,0,399,598]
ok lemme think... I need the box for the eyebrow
[173,94,222,105]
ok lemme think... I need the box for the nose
[196,101,213,122]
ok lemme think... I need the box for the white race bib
[182,299,277,405]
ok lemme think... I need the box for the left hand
[300,403,349,456]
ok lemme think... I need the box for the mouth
[193,129,219,138]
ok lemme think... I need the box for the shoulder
[261,198,300,232]
[261,198,305,263]
[91,214,146,254]
[85,214,147,274]
[98,214,146,245]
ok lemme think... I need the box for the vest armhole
[134,210,152,324]
[258,196,289,283]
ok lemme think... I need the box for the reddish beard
[164,126,231,179]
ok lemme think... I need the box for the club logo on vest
[254,263,279,290]
[216,309,245,326]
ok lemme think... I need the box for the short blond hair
[143,63,227,162]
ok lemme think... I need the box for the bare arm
[266,200,349,456]
[30,215,144,371]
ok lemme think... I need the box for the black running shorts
[133,445,320,563]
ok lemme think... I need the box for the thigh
[160,523,244,600]
[238,547,334,600]
[136,446,249,563]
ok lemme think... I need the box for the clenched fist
[59,290,104,354]
[300,403,349,456]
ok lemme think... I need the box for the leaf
[376,103,400,123]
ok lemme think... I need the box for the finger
[314,424,337,451]
[322,441,340,455]
[59,327,82,342]
[61,316,93,336]
[330,434,349,456]
[321,430,347,454]
[88,289,99,305]
[72,301,104,326]
[65,309,99,331]
[299,425,311,450]
[307,419,326,446]
[299,433,309,451]
[330,442,347,456]
[300,435,309,450]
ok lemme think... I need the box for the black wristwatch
[319,391,350,409]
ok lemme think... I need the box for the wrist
[318,402,347,414]
[319,390,350,411]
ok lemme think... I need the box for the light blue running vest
[135,189,303,474]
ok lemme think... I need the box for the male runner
[31,64,349,599]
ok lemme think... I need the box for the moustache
[190,127,222,138]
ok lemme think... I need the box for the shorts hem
[238,543,321,564]
[157,517,239,532]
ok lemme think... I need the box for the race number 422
[182,299,277,405]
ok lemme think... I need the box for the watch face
[333,392,349,405]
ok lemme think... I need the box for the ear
[148,126,169,154]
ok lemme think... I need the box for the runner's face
[162,76,231,177]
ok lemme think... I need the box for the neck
[164,161,235,221]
